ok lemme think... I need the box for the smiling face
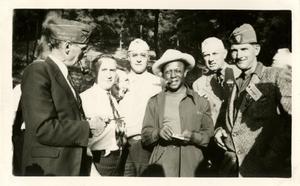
[230,43,260,71]
[96,58,117,91]
[163,61,187,92]
[128,50,149,74]
[203,48,227,72]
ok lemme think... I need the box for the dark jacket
[21,57,90,176]
[221,63,291,177]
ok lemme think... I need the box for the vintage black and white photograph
[1,0,299,185]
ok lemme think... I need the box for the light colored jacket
[192,64,240,126]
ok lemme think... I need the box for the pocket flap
[31,146,60,158]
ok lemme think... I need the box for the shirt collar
[91,83,111,96]
[49,54,69,78]
[237,61,263,80]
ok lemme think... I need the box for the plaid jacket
[220,63,291,177]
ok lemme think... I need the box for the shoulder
[193,75,207,84]
[226,64,241,78]
[80,86,93,98]
[192,75,209,90]
[146,72,161,80]
[262,66,291,81]
[188,88,209,105]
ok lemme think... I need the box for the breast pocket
[190,110,203,132]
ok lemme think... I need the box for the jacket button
[237,150,242,155]
[232,132,238,137]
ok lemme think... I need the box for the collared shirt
[119,71,162,137]
[234,62,263,119]
[80,83,119,152]
[49,54,76,99]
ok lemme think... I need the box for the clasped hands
[158,124,194,145]
[88,116,108,137]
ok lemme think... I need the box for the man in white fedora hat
[141,49,214,177]
[119,38,163,176]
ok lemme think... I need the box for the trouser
[92,150,122,176]
[121,137,152,177]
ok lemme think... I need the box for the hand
[88,116,106,137]
[180,130,194,145]
[196,90,209,100]
[158,124,174,141]
[214,127,227,150]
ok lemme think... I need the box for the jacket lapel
[205,74,223,100]
[45,57,79,114]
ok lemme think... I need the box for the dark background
[12,9,291,91]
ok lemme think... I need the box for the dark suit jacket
[221,63,291,177]
[21,57,91,176]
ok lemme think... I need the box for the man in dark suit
[20,17,105,176]
[214,24,291,177]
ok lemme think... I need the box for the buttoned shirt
[119,71,162,137]
[80,84,119,152]
[234,62,263,120]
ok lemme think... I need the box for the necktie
[107,92,127,149]
[67,72,86,120]
[216,71,224,88]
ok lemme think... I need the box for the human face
[128,50,149,74]
[97,58,117,91]
[203,48,227,72]
[65,42,88,66]
[230,43,260,71]
[163,61,187,92]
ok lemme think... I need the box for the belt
[128,134,141,140]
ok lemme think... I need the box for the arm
[181,98,214,147]
[21,63,90,147]
[268,69,292,159]
[193,98,214,147]
[141,97,160,147]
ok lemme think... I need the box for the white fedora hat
[152,49,195,77]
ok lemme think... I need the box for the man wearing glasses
[19,17,105,176]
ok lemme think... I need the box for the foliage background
[12,9,291,92]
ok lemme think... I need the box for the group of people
[12,17,291,177]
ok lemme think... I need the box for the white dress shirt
[119,71,162,137]
[80,84,119,153]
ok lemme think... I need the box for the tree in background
[12,9,291,89]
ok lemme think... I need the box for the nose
[107,71,112,79]
[236,50,243,59]
[136,55,141,63]
[170,70,176,78]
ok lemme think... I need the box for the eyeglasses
[73,43,89,53]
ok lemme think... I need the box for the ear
[64,41,71,55]
[183,69,188,77]
[223,49,228,59]
[127,52,131,61]
[254,44,261,56]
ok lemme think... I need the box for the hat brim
[152,53,195,77]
